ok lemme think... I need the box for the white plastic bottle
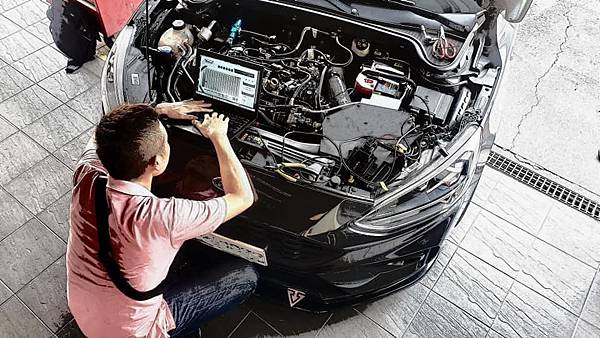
[158,20,195,56]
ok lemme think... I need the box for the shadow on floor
[56,295,360,338]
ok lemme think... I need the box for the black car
[101,0,531,311]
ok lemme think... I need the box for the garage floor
[0,1,599,337]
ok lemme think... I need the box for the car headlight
[351,126,482,236]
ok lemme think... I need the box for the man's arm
[194,113,254,221]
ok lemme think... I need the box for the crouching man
[66,101,257,337]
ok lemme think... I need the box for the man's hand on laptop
[193,113,230,141]
[156,100,213,120]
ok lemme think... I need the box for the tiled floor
[0,1,599,337]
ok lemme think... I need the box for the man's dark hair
[95,104,165,181]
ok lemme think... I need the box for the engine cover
[320,104,414,157]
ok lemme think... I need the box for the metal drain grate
[487,151,600,221]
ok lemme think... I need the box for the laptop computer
[193,48,262,138]
[164,48,263,139]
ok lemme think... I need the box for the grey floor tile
[201,303,251,338]
[472,167,504,205]
[356,282,428,336]
[404,291,488,338]
[24,105,92,152]
[0,29,45,63]
[0,64,33,102]
[461,209,535,278]
[3,0,47,28]
[433,249,513,326]
[573,319,600,338]
[5,155,72,214]
[0,280,12,304]
[0,187,32,240]
[0,14,19,39]
[492,282,578,338]
[486,330,504,338]
[516,239,596,314]
[0,0,29,12]
[0,296,51,336]
[229,311,283,337]
[0,115,17,141]
[448,203,481,245]
[66,84,103,124]
[36,193,70,243]
[538,205,600,268]
[82,56,105,78]
[38,68,97,103]
[0,218,64,290]
[56,319,85,338]
[18,256,71,333]
[0,132,48,185]
[479,175,555,234]
[250,298,331,336]
[37,192,71,242]
[0,85,61,128]
[53,128,92,170]
[24,18,52,44]
[317,307,393,338]
[581,271,600,327]
[12,44,65,82]
[421,241,457,289]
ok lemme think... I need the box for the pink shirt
[67,148,227,337]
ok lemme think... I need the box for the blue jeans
[164,243,258,337]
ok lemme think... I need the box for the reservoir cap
[172,20,185,30]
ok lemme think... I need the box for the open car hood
[488,0,533,22]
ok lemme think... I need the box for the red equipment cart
[50,0,143,39]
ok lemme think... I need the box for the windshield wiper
[356,0,471,33]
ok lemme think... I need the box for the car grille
[243,223,342,266]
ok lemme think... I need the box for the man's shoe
[65,59,84,74]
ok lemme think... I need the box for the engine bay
[139,0,492,198]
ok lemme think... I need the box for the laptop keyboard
[191,112,252,139]
[164,112,252,140]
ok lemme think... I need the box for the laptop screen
[196,50,261,112]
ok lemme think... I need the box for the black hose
[315,66,328,109]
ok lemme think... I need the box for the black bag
[95,177,170,301]
[47,0,98,67]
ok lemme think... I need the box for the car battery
[354,62,410,110]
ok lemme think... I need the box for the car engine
[142,0,485,197]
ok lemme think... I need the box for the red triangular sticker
[287,288,306,308]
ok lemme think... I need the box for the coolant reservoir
[158,20,195,55]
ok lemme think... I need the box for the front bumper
[253,172,482,311]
